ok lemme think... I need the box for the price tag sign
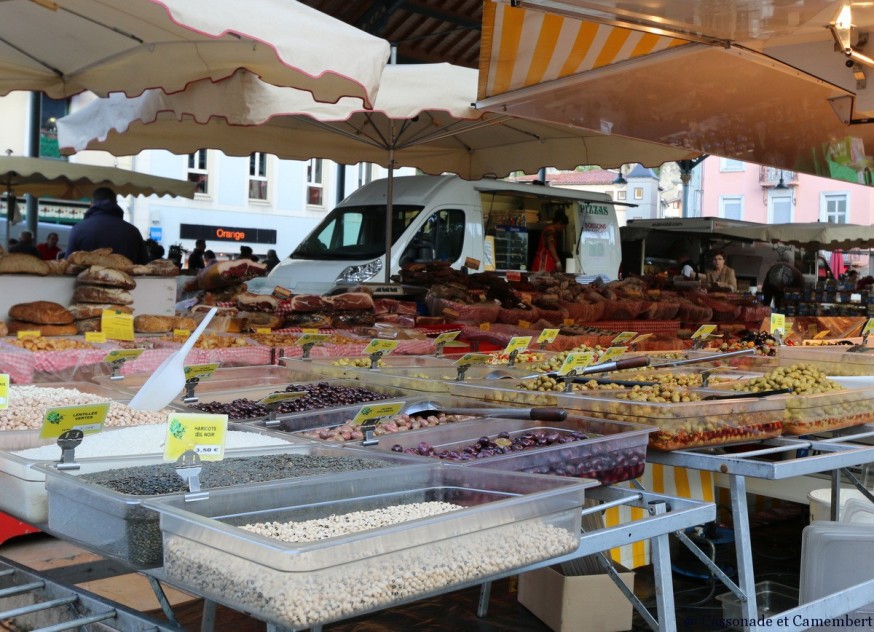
[351,401,406,426]
[184,363,220,382]
[85,331,107,343]
[272,286,293,300]
[39,402,110,439]
[538,329,560,345]
[506,270,522,282]
[0,374,8,411]
[479,322,491,331]
[557,352,595,375]
[103,348,145,365]
[301,328,319,334]
[863,318,874,336]
[255,327,272,335]
[464,256,481,270]
[363,339,399,356]
[101,310,134,341]
[294,333,331,346]
[770,313,786,335]
[563,318,575,326]
[173,329,191,338]
[691,325,718,339]
[453,353,492,366]
[631,333,654,345]
[503,336,532,356]
[433,330,461,345]
[16,330,40,339]
[611,332,638,345]
[518,320,532,329]
[258,391,308,407]
[163,413,228,462]
[595,346,627,364]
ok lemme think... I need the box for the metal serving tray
[145,465,592,630]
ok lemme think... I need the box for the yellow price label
[0,374,8,411]
[503,336,532,355]
[563,318,575,326]
[103,348,145,364]
[595,346,627,364]
[294,333,331,346]
[557,352,595,376]
[255,327,272,335]
[258,391,308,407]
[85,331,106,343]
[453,353,492,366]
[518,320,532,329]
[631,333,654,345]
[691,325,718,340]
[351,401,406,426]
[17,330,41,339]
[433,330,461,345]
[611,332,638,345]
[173,329,191,338]
[301,328,319,334]
[537,329,560,345]
[863,318,874,336]
[813,330,831,340]
[363,339,399,356]
[770,313,786,335]
[163,413,228,462]
[184,363,220,382]
[272,285,293,299]
[39,402,110,439]
[101,309,134,341]
[479,322,491,331]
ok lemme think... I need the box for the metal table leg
[145,574,178,626]
[649,501,677,632]
[200,598,216,632]
[729,473,758,627]
[476,581,492,617]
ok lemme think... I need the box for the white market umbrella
[58,63,698,280]
[0,0,389,106]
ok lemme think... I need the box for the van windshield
[291,204,424,260]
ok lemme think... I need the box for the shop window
[248,152,268,201]
[822,193,849,223]
[187,150,209,195]
[769,191,792,223]
[720,158,745,172]
[307,158,324,206]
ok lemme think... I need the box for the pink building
[699,157,874,226]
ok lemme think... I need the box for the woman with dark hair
[532,210,569,272]
[704,251,738,291]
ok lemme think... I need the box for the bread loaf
[173,316,197,331]
[0,321,7,336]
[67,303,134,320]
[77,265,136,289]
[73,317,102,333]
[8,301,74,325]
[240,312,284,331]
[71,285,134,305]
[7,321,78,336]
[134,314,175,333]
[67,249,134,273]
[0,254,50,276]
[44,259,68,275]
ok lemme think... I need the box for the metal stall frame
[143,486,715,632]
[647,429,874,630]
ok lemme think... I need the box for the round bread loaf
[8,301,74,325]
[134,314,175,333]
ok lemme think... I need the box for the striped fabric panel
[604,464,715,569]
[480,2,690,98]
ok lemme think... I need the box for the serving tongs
[701,387,792,401]
[402,400,568,422]
[847,329,873,353]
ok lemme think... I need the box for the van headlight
[336,259,382,283]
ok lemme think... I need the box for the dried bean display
[190,382,392,419]
[163,519,576,629]
[293,412,476,442]
[48,453,397,568]
[731,363,874,434]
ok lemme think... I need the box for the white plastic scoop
[128,308,217,412]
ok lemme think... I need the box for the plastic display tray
[283,355,457,381]
[92,366,297,397]
[777,346,874,376]
[782,387,874,435]
[300,365,534,394]
[449,381,785,451]
[361,416,652,485]
[0,423,298,528]
[37,444,424,569]
[145,465,591,630]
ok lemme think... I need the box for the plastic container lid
[799,521,874,614]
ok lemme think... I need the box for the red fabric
[37,244,61,261]
[531,224,560,272]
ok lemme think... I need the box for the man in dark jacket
[67,187,147,264]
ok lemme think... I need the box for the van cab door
[575,201,621,280]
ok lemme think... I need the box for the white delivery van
[252,175,623,295]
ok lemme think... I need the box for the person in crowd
[676,249,699,279]
[203,250,218,267]
[66,187,147,264]
[187,238,206,272]
[263,249,280,272]
[762,251,804,310]
[704,251,738,291]
[846,269,860,289]
[238,245,259,262]
[143,238,165,262]
[36,232,61,260]
[9,230,41,257]
[531,210,569,272]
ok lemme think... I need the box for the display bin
[448,381,786,451]
[37,444,424,569]
[307,365,533,394]
[686,349,780,370]
[145,465,592,630]
[777,346,874,376]
[717,581,797,629]
[0,422,299,528]
[360,416,652,485]
[283,355,457,381]
[782,387,874,434]
[167,379,417,421]
[92,365,297,397]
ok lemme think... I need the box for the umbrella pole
[385,147,394,284]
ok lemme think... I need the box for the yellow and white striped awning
[479,2,692,100]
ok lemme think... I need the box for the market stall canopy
[476,1,874,185]
[0,0,389,107]
[56,63,697,177]
[0,156,196,199]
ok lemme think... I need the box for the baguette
[8,301,74,325]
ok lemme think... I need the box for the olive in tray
[373,419,650,486]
